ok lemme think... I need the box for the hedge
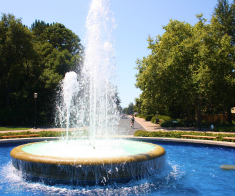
[145,115,154,121]
[133,130,235,142]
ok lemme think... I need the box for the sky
[1,0,218,108]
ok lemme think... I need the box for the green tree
[213,0,235,123]
[136,20,195,119]
[0,14,41,125]
[30,21,84,125]
[31,20,50,38]
[123,102,134,115]
[0,14,84,126]
[134,97,142,114]
[0,14,37,109]
[135,15,235,125]
[214,0,235,45]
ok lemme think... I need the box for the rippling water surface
[1,141,235,196]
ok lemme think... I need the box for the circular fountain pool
[10,140,166,185]
[2,140,235,195]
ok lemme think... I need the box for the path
[1,116,234,135]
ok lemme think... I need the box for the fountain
[10,0,166,186]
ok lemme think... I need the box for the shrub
[151,116,160,124]
[137,114,144,118]
[145,115,154,121]
[160,120,173,127]
[149,131,162,137]
[134,130,150,137]
[160,119,185,127]
[39,131,62,137]
[151,116,156,123]
[158,115,171,121]
[133,130,235,142]
[213,124,235,132]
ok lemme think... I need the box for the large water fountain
[10,0,166,186]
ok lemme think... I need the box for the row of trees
[134,0,235,124]
[0,14,84,126]
[122,102,134,115]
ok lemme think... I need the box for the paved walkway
[1,116,234,135]
[134,116,161,131]
[133,116,199,132]
[133,116,235,134]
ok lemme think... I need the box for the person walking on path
[130,115,135,128]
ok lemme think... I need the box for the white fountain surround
[10,0,166,186]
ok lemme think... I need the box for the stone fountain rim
[10,140,166,166]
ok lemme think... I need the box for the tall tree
[31,19,50,38]
[0,14,36,110]
[123,102,134,115]
[214,0,235,123]
[0,14,84,126]
[135,16,235,125]
[214,0,235,45]
[30,22,84,125]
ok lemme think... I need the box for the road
[116,115,146,135]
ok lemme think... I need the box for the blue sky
[1,0,218,108]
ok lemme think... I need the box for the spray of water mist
[62,72,79,140]
[56,0,119,142]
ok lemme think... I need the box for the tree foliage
[123,102,134,115]
[0,14,84,126]
[135,12,235,124]
[214,0,235,45]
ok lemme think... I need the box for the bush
[133,130,235,142]
[160,119,185,127]
[160,120,173,127]
[157,115,171,121]
[39,131,62,137]
[0,130,89,138]
[145,115,154,121]
[151,116,156,123]
[134,130,150,137]
[213,124,235,132]
[151,116,160,124]
[134,130,189,138]
[137,114,144,118]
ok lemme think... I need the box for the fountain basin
[10,140,166,185]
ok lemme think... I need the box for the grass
[0,127,31,131]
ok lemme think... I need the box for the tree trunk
[227,107,232,124]
[222,107,225,123]
[195,100,201,129]
[187,105,191,121]
[6,79,10,109]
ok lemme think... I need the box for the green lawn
[0,127,31,131]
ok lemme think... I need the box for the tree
[0,14,84,126]
[31,19,50,38]
[213,0,235,123]
[0,14,37,110]
[136,20,195,119]
[135,15,235,125]
[214,0,235,45]
[134,97,142,114]
[123,102,134,115]
[30,21,84,125]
